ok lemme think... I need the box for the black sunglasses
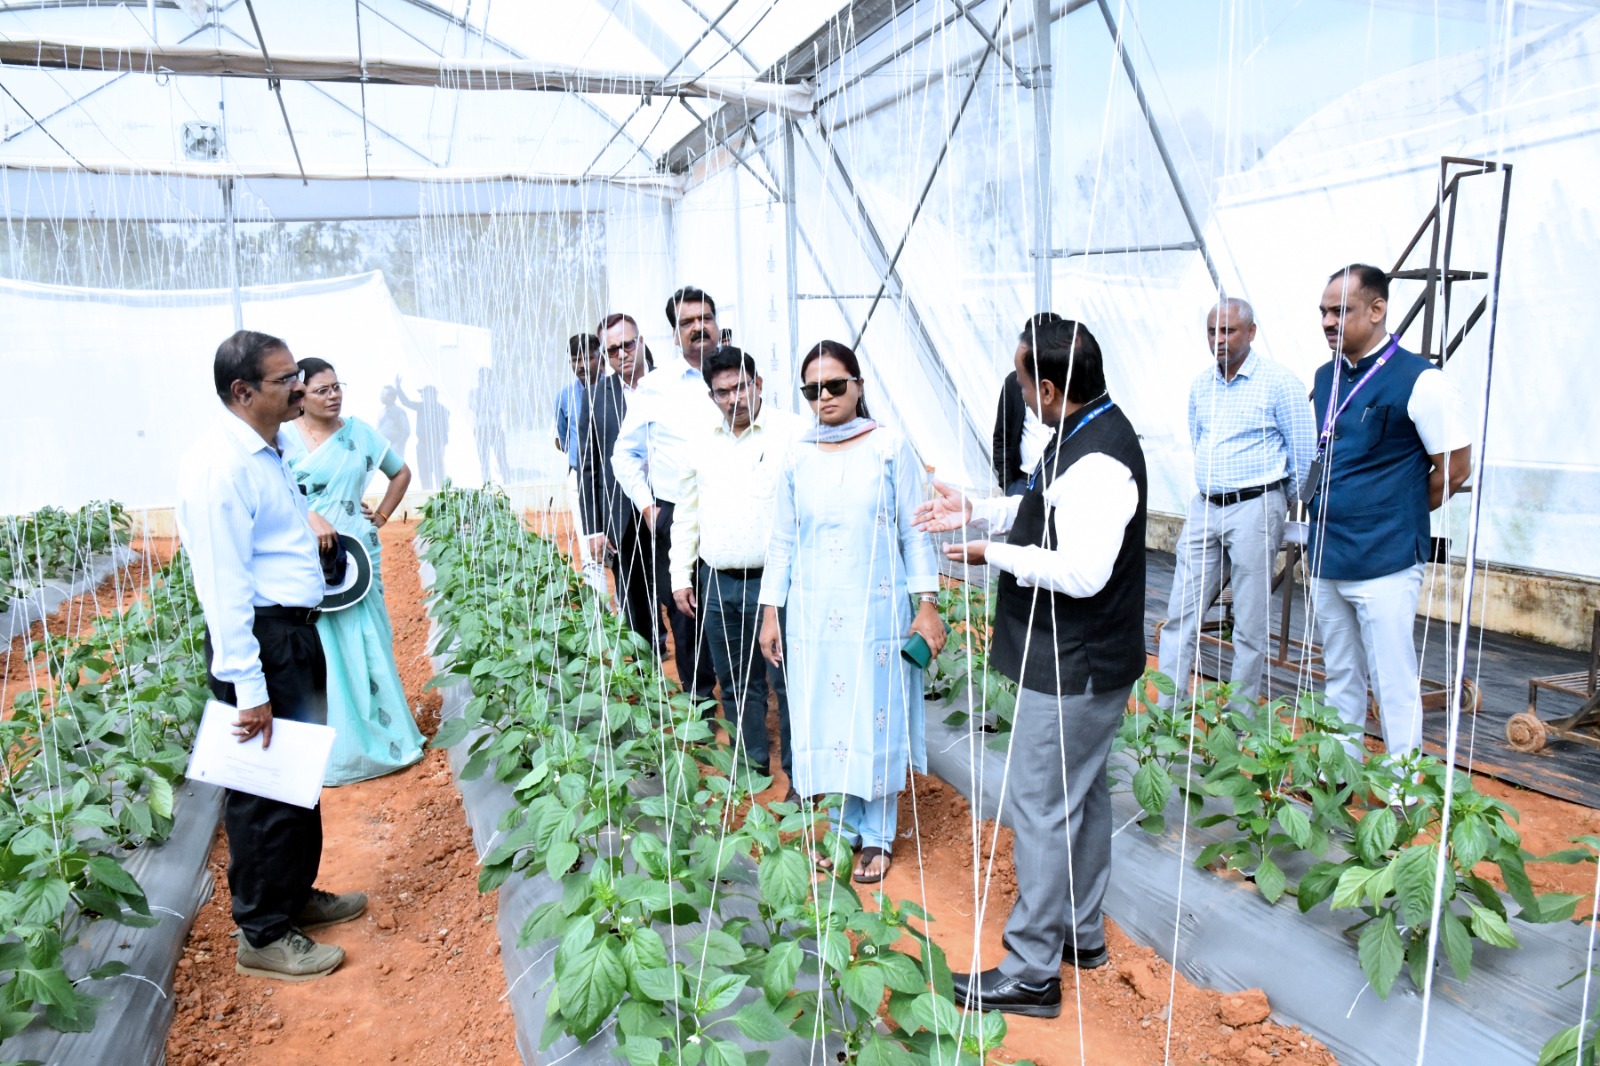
[799,376,858,402]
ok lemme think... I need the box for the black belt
[1204,479,1286,508]
[705,563,764,581]
[255,604,321,625]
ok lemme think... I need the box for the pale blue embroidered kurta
[759,429,940,800]
[283,417,424,785]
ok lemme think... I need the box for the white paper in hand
[186,699,335,808]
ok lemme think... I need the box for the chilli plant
[418,488,1030,1066]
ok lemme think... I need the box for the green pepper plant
[418,488,1030,1066]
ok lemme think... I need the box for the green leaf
[1297,862,1345,913]
[905,990,961,1036]
[730,999,793,1043]
[544,840,580,880]
[1537,1021,1597,1066]
[1330,866,1376,911]
[622,927,669,975]
[17,878,70,928]
[1253,854,1287,904]
[8,826,56,858]
[1132,760,1172,817]
[1357,911,1405,999]
[616,1036,664,1066]
[698,973,748,1015]
[1468,902,1520,950]
[689,928,747,968]
[86,855,143,898]
[634,966,682,1005]
[702,1038,748,1066]
[1438,911,1474,983]
[1356,808,1398,865]
[856,1033,917,1066]
[1277,804,1313,850]
[761,940,802,1006]
[1392,845,1441,929]
[819,930,851,974]
[841,962,886,1015]
[1451,816,1492,870]
[757,847,811,912]
[874,950,929,994]
[558,940,627,1038]
[429,715,470,749]
[147,774,175,820]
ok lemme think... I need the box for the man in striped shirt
[1158,298,1315,705]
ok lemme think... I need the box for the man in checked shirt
[1157,297,1315,707]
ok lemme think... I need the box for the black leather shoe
[1064,942,1109,969]
[950,968,1062,1018]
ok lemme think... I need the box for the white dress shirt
[175,411,324,709]
[669,403,803,589]
[968,452,1138,597]
[610,357,721,511]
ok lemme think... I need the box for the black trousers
[613,512,663,652]
[650,499,716,700]
[205,616,327,948]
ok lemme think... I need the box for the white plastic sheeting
[0,271,490,513]
[669,9,1600,581]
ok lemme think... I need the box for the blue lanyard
[1027,396,1114,491]
[1316,333,1399,457]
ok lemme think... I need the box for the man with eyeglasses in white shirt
[611,287,723,701]
[176,330,366,982]
[670,347,801,798]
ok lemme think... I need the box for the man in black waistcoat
[918,317,1146,1017]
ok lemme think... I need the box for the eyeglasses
[256,371,303,388]
[605,337,640,358]
[799,377,858,402]
[309,382,345,398]
[710,379,756,403]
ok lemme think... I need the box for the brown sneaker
[294,888,368,931]
[236,929,344,981]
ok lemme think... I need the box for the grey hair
[1209,297,1255,326]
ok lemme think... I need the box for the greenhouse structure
[2,0,1599,1064]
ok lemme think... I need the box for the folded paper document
[186,699,335,808]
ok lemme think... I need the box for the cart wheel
[1505,712,1548,753]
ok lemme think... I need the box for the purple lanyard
[1316,333,1399,457]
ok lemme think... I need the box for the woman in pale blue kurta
[759,341,945,883]
[283,360,425,786]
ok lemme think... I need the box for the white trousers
[1311,563,1425,759]
[1157,489,1286,703]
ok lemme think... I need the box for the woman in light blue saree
[284,357,425,785]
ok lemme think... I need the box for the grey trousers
[1157,489,1286,704]
[997,682,1128,984]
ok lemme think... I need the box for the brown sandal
[852,846,892,884]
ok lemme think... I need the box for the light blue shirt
[176,411,324,709]
[1188,350,1316,501]
[554,379,586,469]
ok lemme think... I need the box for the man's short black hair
[568,333,601,360]
[1018,319,1107,404]
[665,286,715,327]
[701,346,757,387]
[1329,263,1389,302]
[214,329,288,402]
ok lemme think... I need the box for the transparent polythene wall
[676,1,1600,580]
[0,178,610,511]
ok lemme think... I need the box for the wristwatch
[917,594,938,604]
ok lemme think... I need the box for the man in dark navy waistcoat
[917,318,1146,1016]
[1308,264,1471,763]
